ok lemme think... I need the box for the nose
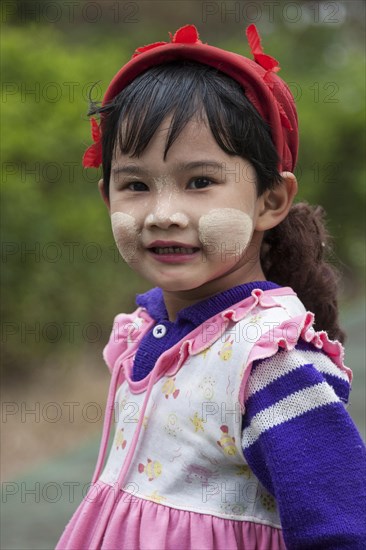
[144,188,189,230]
[145,211,189,230]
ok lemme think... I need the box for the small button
[153,324,167,338]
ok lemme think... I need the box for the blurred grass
[1,439,99,550]
[340,299,366,439]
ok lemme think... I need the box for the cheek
[111,212,138,261]
[198,208,253,254]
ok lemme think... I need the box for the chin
[159,282,197,293]
[154,277,203,293]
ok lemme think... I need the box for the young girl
[56,25,366,549]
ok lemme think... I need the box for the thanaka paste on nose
[154,175,175,193]
[145,212,189,226]
[111,212,138,262]
[198,208,253,256]
[153,176,178,219]
[146,176,188,227]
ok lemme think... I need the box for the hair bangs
[114,64,209,161]
[97,61,281,195]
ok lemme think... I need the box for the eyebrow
[111,160,225,177]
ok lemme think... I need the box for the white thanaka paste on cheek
[111,212,138,262]
[198,208,253,258]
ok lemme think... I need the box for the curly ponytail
[261,202,346,343]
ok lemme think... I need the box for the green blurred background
[1,1,365,548]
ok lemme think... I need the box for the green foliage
[2,11,365,377]
[2,26,149,377]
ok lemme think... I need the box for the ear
[98,179,110,212]
[255,172,298,231]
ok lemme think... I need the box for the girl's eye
[188,178,214,190]
[127,181,149,192]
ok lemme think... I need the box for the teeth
[154,247,197,254]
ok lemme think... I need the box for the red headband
[83,24,298,172]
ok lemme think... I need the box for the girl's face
[107,115,267,317]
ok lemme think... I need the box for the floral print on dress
[119,389,130,413]
[217,425,237,456]
[235,464,252,478]
[260,491,277,513]
[183,463,218,487]
[198,376,216,401]
[164,413,182,437]
[162,377,180,399]
[220,502,248,516]
[218,336,234,361]
[199,347,211,360]
[114,427,127,450]
[138,458,162,481]
[248,313,262,324]
[145,490,167,504]
[190,412,205,432]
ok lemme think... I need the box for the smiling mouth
[150,246,200,255]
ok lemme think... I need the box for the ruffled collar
[136,280,280,327]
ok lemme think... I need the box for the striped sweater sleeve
[242,340,366,549]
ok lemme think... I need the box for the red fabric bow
[246,24,292,131]
[246,24,280,73]
[82,117,102,168]
[132,24,201,58]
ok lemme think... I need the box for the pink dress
[56,288,348,549]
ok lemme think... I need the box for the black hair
[89,61,282,197]
[88,61,345,342]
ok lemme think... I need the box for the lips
[147,241,200,255]
[146,241,200,262]
[151,246,199,255]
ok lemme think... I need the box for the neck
[163,264,266,321]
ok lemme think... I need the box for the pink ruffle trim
[56,482,286,550]
[102,288,300,393]
[239,311,351,408]
[103,308,154,375]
